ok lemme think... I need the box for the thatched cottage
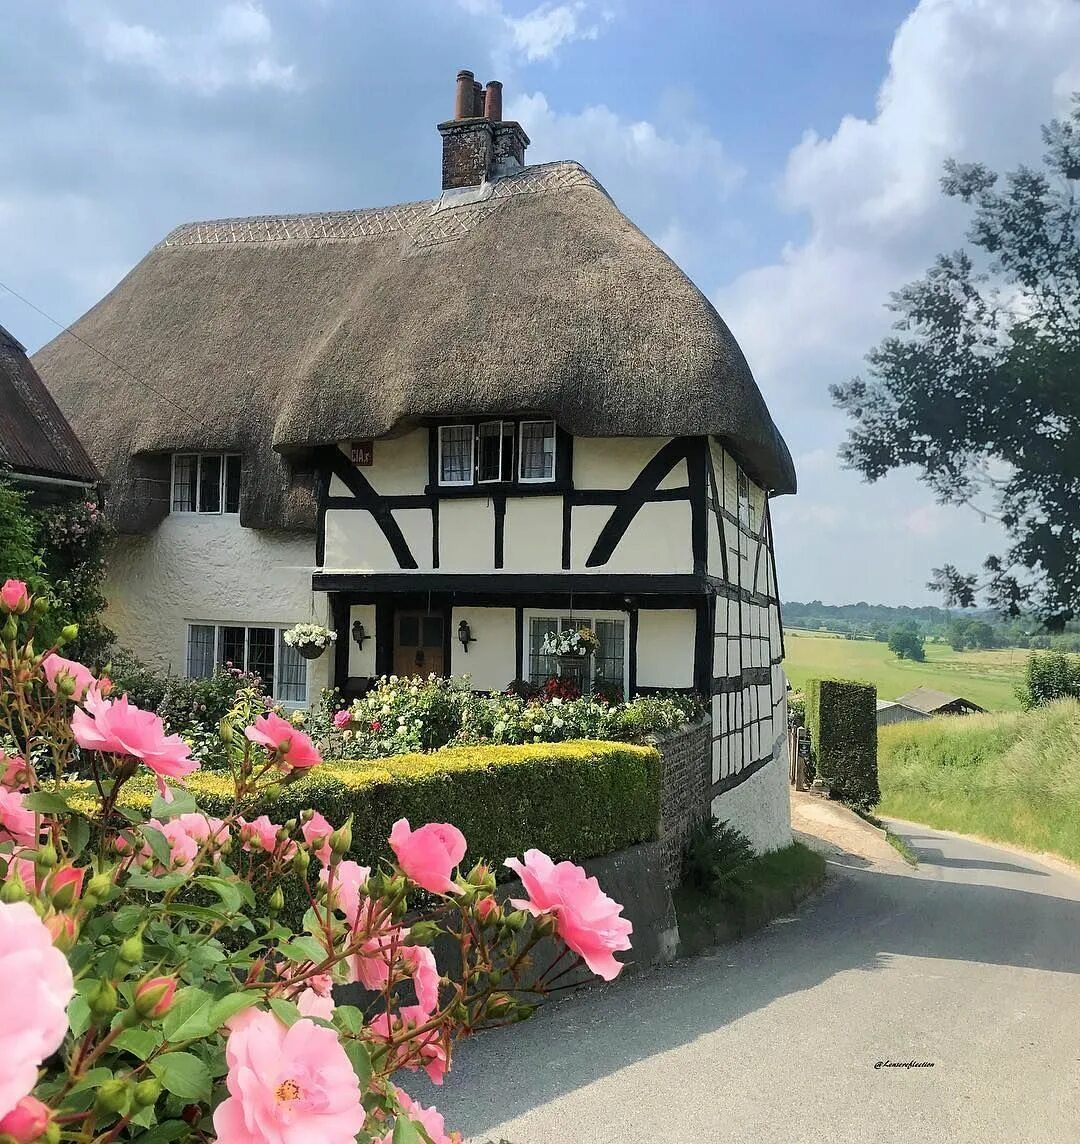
[35,72,796,849]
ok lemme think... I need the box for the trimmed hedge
[806,678,879,810]
[69,739,662,870]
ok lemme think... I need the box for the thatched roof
[34,160,795,534]
[0,324,99,486]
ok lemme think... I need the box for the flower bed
[322,674,706,759]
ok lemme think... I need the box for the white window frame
[517,420,557,484]
[172,453,241,515]
[437,425,475,487]
[477,420,505,485]
[521,609,629,693]
[184,621,308,707]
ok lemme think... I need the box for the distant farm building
[895,688,987,717]
[876,699,932,727]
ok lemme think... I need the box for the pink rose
[238,815,297,861]
[332,709,352,729]
[0,901,75,1118]
[48,865,86,908]
[244,711,321,770]
[42,653,97,702]
[370,719,382,732]
[0,790,38,850]
[389,819,467,895]
[296,986,335,1021]
[213,1010,365,1144]
[320,859,371,925]
[381,1089,459,1144]
[0,580,29,615]
[505,849,633,982]
[0,1095,51,1142]
[71,695,198,791]
[0,754,29,791]
[147,813,227,871]
[368,1005,448,1085]
[302,811,333,864]
[400,943,440,1014]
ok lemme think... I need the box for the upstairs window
[519,420,556,482]
[438,426,474,486]
[173,453,241,514]
[436,420,556,487]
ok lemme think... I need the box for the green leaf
[333,1005,364,1035]
[208,992,260,1030]
[66,995,90,1040]
[141,826,174,870]
[148,1052,211,1102]
[393,1114,424,1144]
[22,790,72,814]
[150,786,198,820]
[66,1067,113,1096]
[113,1027,161,1061]
[268,997,301,1027]
[134,1121,189,1144]
[115,804,145,825]
[111,904,144,934]
[161,987,215,1042]
[277,936,327,963]
[66,814,90,857]
[344,1038,372,1089]
[125,871,187,893]
[195,875,243,913]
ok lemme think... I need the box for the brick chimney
[438,70,530,192]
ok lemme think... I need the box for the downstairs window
[185,622,307,704]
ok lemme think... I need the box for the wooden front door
[393,611,445,677]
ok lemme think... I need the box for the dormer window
[172,453,241,514]
[436,420,556,488]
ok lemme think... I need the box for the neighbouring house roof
[0,323,100,486]
[34,158,795,534]
[895,687,987,715]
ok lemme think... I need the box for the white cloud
[457,0,611,66]
[72,2,298,94]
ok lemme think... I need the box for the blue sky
[3,0,1079,604]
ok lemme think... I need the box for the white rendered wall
[501,498,563,573]
[347,604,377,677]
[573,438,685,490]
[636,609,696,689]
[449,607,516,690]
[711,732,792,853]
[571,501,694,574]
[105,516,328,703]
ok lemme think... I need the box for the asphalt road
[417,821,1080,1144]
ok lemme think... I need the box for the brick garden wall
[652,716,712,888]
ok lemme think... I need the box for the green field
[877,700,1080,863]
[782,629,1028,711]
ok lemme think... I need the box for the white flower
[551,697,563,707]
[389,675,398,684]
[533,723,543,733]
[494,721,506,735]
[398,715,407,725]
[553,716,564,728]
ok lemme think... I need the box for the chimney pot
[484,80,503,121]
[454,70,475,119]
[472,80,484,117]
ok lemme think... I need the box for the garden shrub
[70,740,662,873]
[680,818,755,894]
[806,677,879,810]
[1016,650,1080,709]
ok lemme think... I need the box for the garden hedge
[806,678,880,810]
[70,739,662,870]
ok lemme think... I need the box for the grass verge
[878,698,1080,864]
[674,842,826,955]
[854,809,919,866]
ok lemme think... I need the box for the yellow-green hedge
[68,740,662,869]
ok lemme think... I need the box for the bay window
[185,622,307,704]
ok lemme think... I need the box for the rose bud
[84,871,113,903]
[44,912,78,952]
[88,978,118,1021]
[95,1079,131,1116]
[133,1079,162,1109]
[50,864,86,909]
[117,931,144,969]
[475,895,499,924]
[0,579,30,615]
[0,1095,52,1142]
[134,975,178,1019]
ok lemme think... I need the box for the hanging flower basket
[283,623,337,661]
[541,627,600,660]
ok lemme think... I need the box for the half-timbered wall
[704,438,789,850]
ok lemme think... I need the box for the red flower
[370,719,382,732]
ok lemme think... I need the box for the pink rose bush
[0,586,631,1142]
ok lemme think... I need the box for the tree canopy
[832,99,1080,628]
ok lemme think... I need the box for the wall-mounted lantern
[458,619,476,653]
[351,620,370,650]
